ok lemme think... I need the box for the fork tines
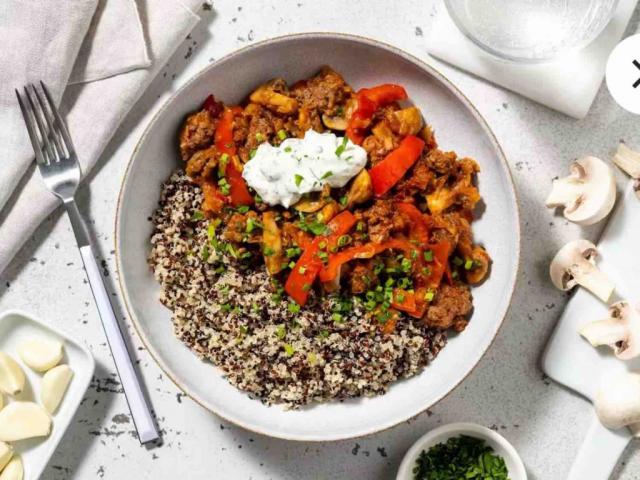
[16,82,74,166]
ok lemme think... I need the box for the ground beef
[425,149,458,176]
[362,199,406,243]
[290,66,351,114]
[348,261,378,294]
[179,111,215,161]
[425,284,472,332]
[394,157,434,199]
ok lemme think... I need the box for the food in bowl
[148,67,490,407]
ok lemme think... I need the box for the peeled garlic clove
[0,455,22,480]
[0,402,51,442]
[0,354,25,396]
[41,365,73,414]
[17,338,63,372]
[0,441,12,472]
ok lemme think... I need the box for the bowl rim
[114,31,522,441]
[395,422,528,480]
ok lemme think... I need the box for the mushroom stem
[572,265,615,303]
[613,143,640,179]
[546,177,585,208]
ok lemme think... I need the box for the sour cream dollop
[242,130,367,208]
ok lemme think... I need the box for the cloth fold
[0,0,202,273]
[427,0,638,119]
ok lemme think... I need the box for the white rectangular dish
[0,309,94,480]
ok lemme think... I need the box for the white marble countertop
[1,1,639,479]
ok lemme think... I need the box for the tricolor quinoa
[149,172,447,407]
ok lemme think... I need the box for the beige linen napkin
[0,0,202,273]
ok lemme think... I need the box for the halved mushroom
[371,122,395,150]
[465,246,491,284]
[579,302,640,360]
[594,372,640,437]
[345,170,373,209]
[549,239,614,302]
[249,82,298,114]
[613,142,640,198]
[317,201,339,223]
[545,156,616,225]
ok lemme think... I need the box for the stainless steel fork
[16,82,159,444]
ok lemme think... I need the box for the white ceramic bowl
[396,423,527,480]
[115,33,520,441]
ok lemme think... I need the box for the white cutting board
[542,181,640,480]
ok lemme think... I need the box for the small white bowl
[396,422,527,480]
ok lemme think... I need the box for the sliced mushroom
[390,107,423,136]
[613,142,640,199]
[545,156,616,225]
[371,122,395,150]
[249,82,298,114]
[293,185,331,213]
[262,211,284,275]
[549,239,614,302]
[345,170,373,208]
[317,201,339,223]
[579,302,640,360]
[322,98,356,131]
[594,372,640,436]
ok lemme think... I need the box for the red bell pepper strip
[285,211,357,305]
[346,84,408,144]
[370,135,425,197]
[319,238,418,283]
[423,241,452,288]
[396,202,431,244]
[214,108,253,206]
[390,288,417,313]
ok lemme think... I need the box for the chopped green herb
[201,245,210,261]
[337,235,352,247]
[218,153,229,177]
[424,290,435,302]
[249,148,257,159]
[255,132,265,142]
[191,211,204,221]
[288,302,301,313]
[286,246,301,258]
[400,257,412,273]
[263,246,275,256]
[335,136,348,156]
[254,193,263,203]
[237,205,250,214]
[321,170,333,180]
[283,343,295,357]
[452,270,459,279]
[218,177,230,195]
[275,324,286,340]
[356,221,365,232]
[412,435,509,480]
[294,174,304,187]
[452,256,464,267]
[331,313,343,323]
[464,259,474,270]
[302,283,311,292]
[317,251,329,263]
[277,129,287,140]
[284,146,293,153]
[423,250,433,262]
[339,195,348,207]
[245,217,262,233]
[319,329,329,339]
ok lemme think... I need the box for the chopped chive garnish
[294,174,304,187]
[464,259,474,270]
[201,245,210,261]
[277,129,287,140]
[191,211,204,221]
[302,283,311,292]
[249,148,257,159]
[288,261,296,269]
[255,132,265,142]
[337,235,352,247]
[331,313,343,323]
[288,302,301,313]
[424,290,435,302]
[298,266,307,274]
[321,170,333,180]
[423,250,433,262]
[452,256,464,267]
[284,343,295,356]
[275,324,286,339]
[263,246,275,256]
[339,195,348,206]
[335,136,348,156]
[284,146,293,153]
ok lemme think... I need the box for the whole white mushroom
[546,156,616,225]
[595,372,640,437]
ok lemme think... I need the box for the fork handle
[65,200,159,444]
